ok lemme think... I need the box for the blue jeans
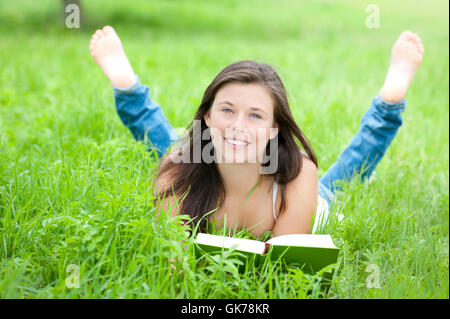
[113,76,405,209]
[114,76,180,158]
[318,95,405,207]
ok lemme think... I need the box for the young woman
[89,26,424,238]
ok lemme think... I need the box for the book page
[266,234,338,249]
[195,233,266,254]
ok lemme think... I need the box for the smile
[224,138,250,148]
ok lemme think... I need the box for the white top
[271,180,330,234]
[272,180,278,220]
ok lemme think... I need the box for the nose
[230,113,246,131]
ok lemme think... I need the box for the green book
[195,233,340,273]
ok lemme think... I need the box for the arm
[113,76,180,158]
[271,156,318,237]
[153,161,182,219]
[152,152,195,220]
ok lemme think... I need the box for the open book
[195,233,340,273]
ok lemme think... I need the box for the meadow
[0,0,448,298]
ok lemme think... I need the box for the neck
[216,162,266,198]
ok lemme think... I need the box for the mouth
[224,137,250,148]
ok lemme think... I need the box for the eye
[222,108,232,113]
[250,113,261,119]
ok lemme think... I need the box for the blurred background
[0,0,448,179]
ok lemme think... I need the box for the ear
[204,112,211,127]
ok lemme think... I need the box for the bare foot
[380,31,424,103]
[89,26,136,89]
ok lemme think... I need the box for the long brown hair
[153,60,317,231]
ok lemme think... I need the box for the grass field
[0,0,448,298]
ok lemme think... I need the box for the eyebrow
[217,101,267,115]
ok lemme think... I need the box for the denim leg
[319,95,406,195]
[113,75,180,159]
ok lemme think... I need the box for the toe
[400,30,415,40]
[102,25,115,35]
[95,29,103,38]
[412,34,424,50]
[419,44,425,54]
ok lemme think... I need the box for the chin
[221,153,258,164]
[212,142,261,164]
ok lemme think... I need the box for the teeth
[225,138,249,146]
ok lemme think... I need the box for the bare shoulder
[153,153,182,218]
[284,155,318,208]
[154,149,182,187]
[154,156,174,189]
[286,155,318,191]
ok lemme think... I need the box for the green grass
[0,0,448,298]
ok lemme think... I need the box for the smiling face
[203,82,279,164]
